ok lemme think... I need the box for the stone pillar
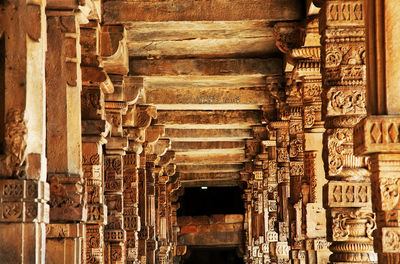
[103,116,128,264]
[137,152,148,264]
[318,0,377,263]
[243,126,271,264]
[353,0,400,262]
[168,174,183,264]
[123,151,140,264]
[45,4,88,263]
[79,9,114,263]
[156,150,175,264]
[0,0,49,262]
[296,16,330,264]
[144,125,165,264]
[82,140,107,264]
[264,136,279,264]
[271,121,291,264]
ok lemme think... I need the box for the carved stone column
[353,0,400,262]
[144,125,165,264]
[0,0,49,262]
[318,0,377,263]
[103,88,131,264]
[123,151,140,264]
[271,121,291,264]
[244,127,272,264]
[45,4,89,263]
[156,150,175,264]
[79,9,114,263]
[103,105,128,264]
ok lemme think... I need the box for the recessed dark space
[177,187,244,216]
[182,247,243,264]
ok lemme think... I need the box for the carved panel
[324,1,364,27]
[381,227,400,253]
[331,209,375,241]
[354,116,400,155]
[328,181,371,207]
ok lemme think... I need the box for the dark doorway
[177,186,244,216]
[183,247,243,264]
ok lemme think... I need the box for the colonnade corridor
[0,0,399,263]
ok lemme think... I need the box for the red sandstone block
[180,225,197,234]
[178,216,192,226]
[210,214,225,223]
[232,223,243,231]
[197,224,211,233]
[191,215,210,225]
[225,214,244,223]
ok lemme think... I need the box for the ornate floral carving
[327,89,366,115]
[382,228,400,253]
[379,177,400,211]
[332,210,375,241]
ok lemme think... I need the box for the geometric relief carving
[105,229,126,242]
[328,181,371,207]
[87,204,106,224]
[0,179,49,223]
[326,2,364,25]
[276,242,290,259]
[290,162,304,176]
[354,116,400,155]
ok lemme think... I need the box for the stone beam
[103,0,303,23]
[181,180,239,188]
[155,110,262,128]
[179,172,240,182]
[174,153,248,165]
[176,164,243,173]
[125,21,278,58]
[164,128,252,141]
[138,75,271,109]
[130,58,282,76]
[142,88,269,109]
[172,141,244,151]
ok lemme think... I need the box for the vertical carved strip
[320,1,377,263]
